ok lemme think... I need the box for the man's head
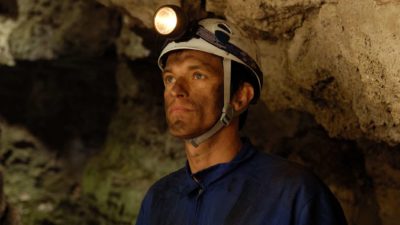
[163,50,255,139]
[163,50,224,139]
[157,17,263,147]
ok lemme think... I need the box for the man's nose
[170,78,189,98]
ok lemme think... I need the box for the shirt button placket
[194,187,204,225]
[192,175,205,225]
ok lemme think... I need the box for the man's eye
[193,73,205,80]
[164,76,175,84]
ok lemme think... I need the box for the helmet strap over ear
[221,58,234,125]
[187,58,246,147]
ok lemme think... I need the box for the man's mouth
[167,101,196,114]
[168,106,193,114]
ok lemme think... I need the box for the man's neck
[184,124,242,174]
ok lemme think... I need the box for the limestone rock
[0,169,21,225]
[116,16,150,60]
[82,60,185,224]
[0,169,4,219]
[206,0,226,17]
[0,0,119,65]
[361,141,400,224]
[96,0,180,28]
[103,0,400,144]
[2,0,400,224]
[0,18,17,66]
[206,0,400,145]
[225,0,326,39]
[278,0,400,144]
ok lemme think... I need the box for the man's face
[163,50,224,139]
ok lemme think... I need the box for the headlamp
[153,5,188,38]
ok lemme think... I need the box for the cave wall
[1,0,400,225]
[3,0,400,144]
[86,0,400,145]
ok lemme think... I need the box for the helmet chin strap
[187,58,247,148]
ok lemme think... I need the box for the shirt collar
[181,138,256,195]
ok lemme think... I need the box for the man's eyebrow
[163,58,220,75]
[163,68,172,75]
[185,61,218,72]
[187,62,215,72]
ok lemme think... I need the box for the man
[136,17,348,225]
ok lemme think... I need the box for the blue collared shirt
[136,140,347,225]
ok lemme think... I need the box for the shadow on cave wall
[0,56,118,155]
[0,54,394,225]
[0,56,168,225]
[0,0,18,19]
[243,101,384,225]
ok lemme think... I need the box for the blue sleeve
[135,203,146,225]
[297,188,348,225]
[135,190,153,225]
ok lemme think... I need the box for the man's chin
[167,120,193,139]
[168,129,199,140]
[167,120,212,140]
[168,126,208,140]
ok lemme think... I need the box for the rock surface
[0,0,119,65]
[1,0,400,225]
[0,167,21,225]
[2,0,400,145]
[0,57,118,225]
[82,60,185,223]
[219,0,400,145]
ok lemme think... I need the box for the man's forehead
[164,50,222,69]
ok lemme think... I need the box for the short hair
[230,61,259,129]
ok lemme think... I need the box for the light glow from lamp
[154,6,178,35]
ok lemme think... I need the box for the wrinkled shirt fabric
[136,140,348,225]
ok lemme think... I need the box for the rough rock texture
[1,0,400,225]
[116,20,150,60]
[0,59,117,150]
[225,0,327,39]
[242,105,382,225]
[233,0,400,145]
[360,141,400,225]
[0,57,118,225]
[282,0,400,144]
[94,0,400,145]
[0,117,105,225]
[82,60,184,223]
[1,0,400,144]
[0,119,65,225]
[96,0,180,28]
[0,167,21,225]
[0,0,119,66]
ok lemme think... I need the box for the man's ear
[231,82,254,112]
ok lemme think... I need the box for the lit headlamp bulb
[153,5,187,38]
[154,7,177,35]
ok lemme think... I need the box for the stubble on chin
[167,117,183,133]
[167,118,193,139]
[164,99,197,138]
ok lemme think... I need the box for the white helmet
[158,18,263,99]
[158,18,263,147]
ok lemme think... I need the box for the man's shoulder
[245,149,325,191]
[247,149,307,174]
[238,147,347,224]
